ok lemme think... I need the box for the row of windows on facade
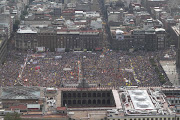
[17,39,99,45]
[17,34,100,39]
[108,117,179,120]
[16,42,95,48]
[164,92,180,95]
[63,92,111,98]
[21,41,95,46]
[63,99,111,105]
[170,100,180,104]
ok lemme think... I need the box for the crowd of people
[0,49,175,87]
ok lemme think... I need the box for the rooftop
[110,87,175,117]
[0,85,41,99]
[17,27,38,34]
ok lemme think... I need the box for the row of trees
[150,58,166,84]
[13,5,29,32]
[4,112,21,120]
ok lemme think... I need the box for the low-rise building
[107,87,176,120]
[0,83,45,114]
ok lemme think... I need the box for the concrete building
[106,87,176,120]
[15,26,103,51]
[146,0,167,13]
[0,14,13,39]
[171,24,180,67]
[110,26,166,51]
[0,28,7,64]
[61,89,115,107]
[0,82,45,114]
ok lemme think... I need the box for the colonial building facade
[15,27,103,51]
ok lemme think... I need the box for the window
[82,93,87,97]
[107,93,110,97]
[73,93,76,98]
[68,93,71,97]
[93,93,96,97]
[88,93,91,97]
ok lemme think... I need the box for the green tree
[20,15,25,20]
[13,20,20,32]
[22,10,28,16]
[4,112,22,120]
[116,1,124,7]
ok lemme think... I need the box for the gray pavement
[160,60,180,86]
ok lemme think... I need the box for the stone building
[61,89,115,107]
[0,82,45,113]
[15,27,103,51]
[0,28,8,64]
[110,27,166,51]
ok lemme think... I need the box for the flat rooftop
[128,90,155,110]
[116,87,175,116]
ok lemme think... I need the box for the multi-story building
[61,89,115,107]
[0,14,13,39]
[111,27,166,51]
[0,28,7,64]
[171,23,180,67]
[15,26,103,51]
[145,0,167,13]
[155,28,166,50]
[106,87,176,120]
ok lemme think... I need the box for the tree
[13,20,20,32]
[4,112,22,120]
[22,10,28,16]
[116,1,124,7]
[20,15,25,20]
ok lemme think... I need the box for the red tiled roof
[9,104,27,110]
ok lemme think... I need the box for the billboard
[36,47,45,52]
[55,48,65,52]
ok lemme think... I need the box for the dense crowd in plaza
[0,49,176,87]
